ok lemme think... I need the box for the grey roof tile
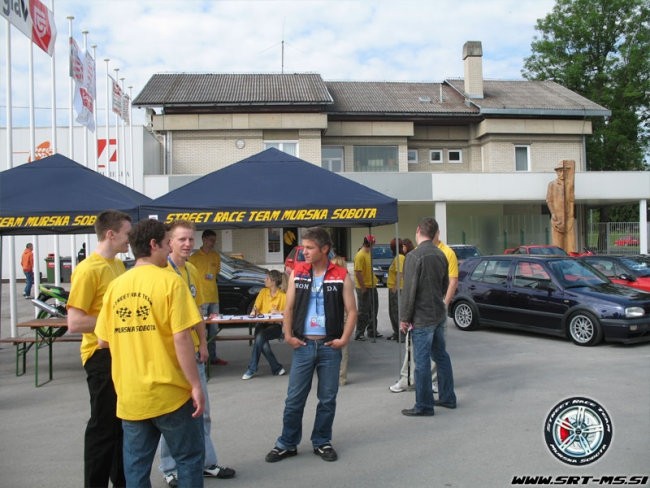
[325,81,476,114]
[446,79,609,114]
[133,73,333,106]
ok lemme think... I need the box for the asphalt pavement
[1,282,648,488]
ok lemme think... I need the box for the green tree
[523,0,650,173]
[523,0,649,230]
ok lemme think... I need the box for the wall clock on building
[235,139,245,149]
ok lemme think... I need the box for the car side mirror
[618,273,636,282]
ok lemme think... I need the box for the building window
[448,149,462,163]
[408,149,418,164]
[321,146,344,172]
[429,149,443,164]
[515,145,530,172]
[353,146,398,172]
[264,141,297,156]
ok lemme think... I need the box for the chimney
[463,41,484,99]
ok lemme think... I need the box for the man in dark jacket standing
[400,217,457,416]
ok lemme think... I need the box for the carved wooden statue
[546,160,576,253]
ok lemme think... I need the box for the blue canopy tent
[0,153,152,337]
[0,153,151,235]
[140,148,398,229]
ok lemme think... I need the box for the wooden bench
[1,330,81,387]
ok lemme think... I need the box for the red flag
[29,0,57,56]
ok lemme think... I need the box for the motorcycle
[31,284,69,338]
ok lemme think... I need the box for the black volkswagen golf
[449,255,650,346]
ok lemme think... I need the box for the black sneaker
[354,333,366,341]
[265,446,297,463]
[203,464,236,478]
[313,443,338,462]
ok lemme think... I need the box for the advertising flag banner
[69,37,84,82]
[111,77,123,116]
[70,36,96,131]
[84,50,96,99]
[2,0,57,56]
[121,94,130,124]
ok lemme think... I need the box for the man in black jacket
[400,217,457,416]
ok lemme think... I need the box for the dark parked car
[578,255,650,293]
[449,244,481,263]
[371,244,393,286]
[217,253,268,315]
[450,255,650,346]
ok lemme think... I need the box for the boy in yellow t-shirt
[241,270,286,380]
[67,210,132,487]
[95,219,205,488]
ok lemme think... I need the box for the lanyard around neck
[168,256,191,288]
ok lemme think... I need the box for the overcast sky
[1,0,557,126]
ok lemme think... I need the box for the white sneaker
[432,381,438,393]
[389,381,407,393]
[242,371,254,380]
[276,368,286,376]
[163,472,178,488]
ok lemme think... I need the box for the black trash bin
[60,257,72,282]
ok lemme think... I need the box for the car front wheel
[567,311,603,346]
[452,301,478,331]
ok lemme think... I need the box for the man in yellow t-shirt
[95,218,205,488]
[160,221,235,485]
[354,234,381,340]
[67,210,132,488]
[189,229,228,366]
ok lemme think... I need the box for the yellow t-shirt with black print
[95,264,202,421]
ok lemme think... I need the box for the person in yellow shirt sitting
[242,270,287,380]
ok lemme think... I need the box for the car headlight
[625,307,645,318]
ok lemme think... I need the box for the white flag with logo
[111,77,123,117]
[1,0,57,56]
[70,36,95,131]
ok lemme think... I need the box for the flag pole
[65,15,75,286]
[128,85,134,189]
[91,44,98,173]
[50,0,60,308]
[104,58,111,179]
[5,18,18,337]
[29,27,41,316]
[120,76,126,185]
[113,67,120,183]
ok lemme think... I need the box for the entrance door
[265,228,282,263]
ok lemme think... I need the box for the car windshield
[453,247,480,260]
[372,245,393,260]
[620,257,650,277]
[218,252,267,281]
[530,246,568,256]
[546,259,608,287]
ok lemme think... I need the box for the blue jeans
[201,303,220,361]
[411,320,456,412]
[276,339,341,449]
[122,400,204,488]
[246,324,283,375]
[23,271,34,297]
[160,361,217,474]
